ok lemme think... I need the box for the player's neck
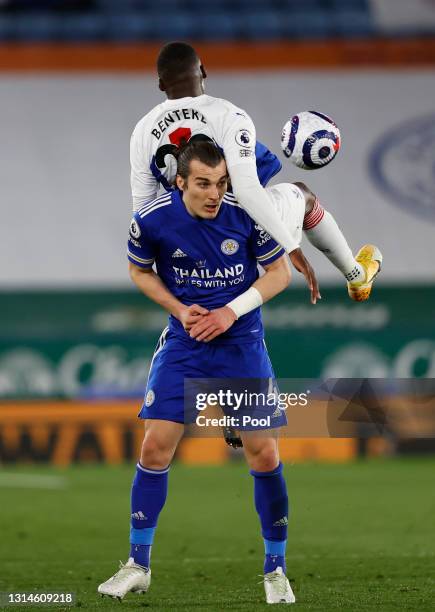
[166,81,204,100]
[181,195,198,219]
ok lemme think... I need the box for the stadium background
[0,3,434,610]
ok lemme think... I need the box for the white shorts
[265,183,305,249]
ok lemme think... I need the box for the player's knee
[246,441,279,472]
[140,435,173,470]
[293,181,316,215]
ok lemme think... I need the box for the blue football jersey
[127,189,285,344]
[254,141,282,187]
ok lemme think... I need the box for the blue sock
[129,462,169,568]
[250,462,288,574]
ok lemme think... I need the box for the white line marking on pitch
[0,474,67,489]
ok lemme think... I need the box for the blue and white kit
[130,93,305,254]
[128,187,290,427]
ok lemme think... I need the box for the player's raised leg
[267,181,382,302]
[98,419,184,600]
[241,432,295,604]
[295,181,382,301]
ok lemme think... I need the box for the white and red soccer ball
[281,111,341,170]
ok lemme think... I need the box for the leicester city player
[97,141,296,604]
[130,41,382,305]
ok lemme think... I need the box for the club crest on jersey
[145,389,155,407]
[235,129,252,148]
[221,239,239,255]
[129,219,141,239]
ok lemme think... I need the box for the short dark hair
[176,141,225,179]
[157,42,199,83]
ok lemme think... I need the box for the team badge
[221,239,239,255]
[145,389,155,407]
[235,129,252,148]
[129,218,141,239]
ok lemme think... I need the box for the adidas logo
[172,248,187,258]
[131,511,147,521]
[271,405,282,418]
[273,516,288,527]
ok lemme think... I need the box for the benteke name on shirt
[151,108,207,139]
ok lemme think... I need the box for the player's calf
[302,194,383,300]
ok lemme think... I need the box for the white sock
[303,198,364,282]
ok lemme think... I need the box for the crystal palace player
[129,41,382,303]
[98,142,296,604]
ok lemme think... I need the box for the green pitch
[0,458,434,611]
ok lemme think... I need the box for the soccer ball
[280,111,341,170]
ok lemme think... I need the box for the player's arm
[130,123,159,211]
[189,254,291,343]
[229,117,320,303]
[128,263,207,329]
[251,254,292,302]
[127,214,207,328]
[222,112,298,253]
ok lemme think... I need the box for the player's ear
[175,174,185,191]
[200,64,207,80]
[158,78,166,92]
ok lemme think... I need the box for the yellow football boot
[347,244,382,302]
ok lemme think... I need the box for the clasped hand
[179,304,237,343]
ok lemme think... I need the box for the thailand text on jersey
[130,94,281,208]
[127,189,285,345]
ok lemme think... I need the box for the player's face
[178,159,228,219]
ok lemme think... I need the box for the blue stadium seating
[105,12,195,42]
[282,10,335,39]
[333,9,373,37]
[14,14,61,42]
[0,0,383,42]
[0,16,15,41]
[280,0,329,7]
[330,0,369,9]
[195,13,239,41]
[243,12,283,41]
[59,14,106,41]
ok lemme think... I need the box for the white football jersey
[130,94,257,210]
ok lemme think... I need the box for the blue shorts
[139,328,286,430]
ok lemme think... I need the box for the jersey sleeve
[220,110,257,170]
[221,107,299,253]
[249,221,286,267]
[130,124,159,212]
[127,213,156,269]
